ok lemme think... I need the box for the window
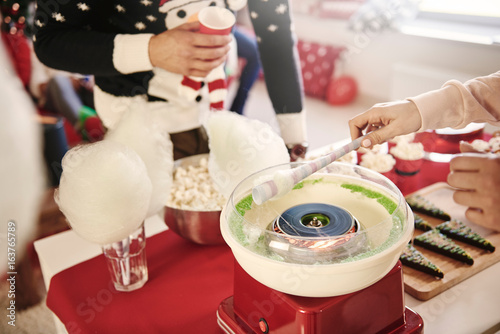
[399,0,500,45]
[417,0,500,27]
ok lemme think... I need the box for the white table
[405,263,500,334]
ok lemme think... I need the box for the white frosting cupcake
[389,133,416,145]
[390,141,425,160]
[360,151,396,173]
[358,143,387,155]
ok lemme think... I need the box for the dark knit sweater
[34,1,166,96]
[33,0,306,142]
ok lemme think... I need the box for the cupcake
[356,143,388,165]
[388,133,416,150]
[390,141,425,176]
[359,151,396,178]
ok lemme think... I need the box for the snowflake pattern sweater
[33,0,307,143]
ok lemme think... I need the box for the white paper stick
[252,137,364,205]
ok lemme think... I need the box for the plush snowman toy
[148,0,246,110]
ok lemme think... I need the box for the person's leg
[44,75,104,142]
[44,75,94,126]
[230,28,261,115]
[170,127,210,160]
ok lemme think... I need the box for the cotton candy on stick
[55,140,152,245]
[105,106,174,218]
[206,110,290,198]
[252,137,364,205]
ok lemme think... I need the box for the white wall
[292,14,500,101]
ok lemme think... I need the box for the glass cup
[102,223,148,292]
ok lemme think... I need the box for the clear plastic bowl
[220,162,413,297]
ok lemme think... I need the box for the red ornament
[326,76,358,105]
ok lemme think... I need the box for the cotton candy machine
[217,162,423,333]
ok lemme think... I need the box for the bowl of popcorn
[390,141,425,176]
[164,154,226,245]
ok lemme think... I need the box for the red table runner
[386,159,449,196]
[46,230,234,334]
[45,162,450,333]
[45,162,444,334]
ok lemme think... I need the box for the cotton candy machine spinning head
[217,162,423,333]
[267,203,362,264]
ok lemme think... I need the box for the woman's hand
[348,100,422,149]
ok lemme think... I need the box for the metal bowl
[164,154,225,245]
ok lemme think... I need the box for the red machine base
[217,261,423,334]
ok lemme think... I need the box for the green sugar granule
[376,196,397,214]
[341,183,397,214]
[293,181,304,190]
[312,177,323,185]
[235,194,253,216]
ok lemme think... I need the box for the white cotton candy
[105,105,174,218]
[55,141,152,245]
[205,110,290,198]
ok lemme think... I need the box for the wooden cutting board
[403,182,500,301]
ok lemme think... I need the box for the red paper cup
[356,147,369,165]
[356,151,364,165]
[380,170,393,179]
[394,157,424,176]
[198,7,235,35]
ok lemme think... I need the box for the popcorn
[470,139,490,152]
[465,137,500,154]
[489,137,500,153]
[167,157,227,211]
